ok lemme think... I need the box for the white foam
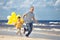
[34,28,60,31]
[50,25,56,26]
[50,28,60,31]
[49,22,60,24]
[49,24,60,26]
[4,23,60,27]
[4,23,15,25]
[33,23,47,26]
[24,23,47,26]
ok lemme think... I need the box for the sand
[0,35,51,40]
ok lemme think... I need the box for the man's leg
[19,28,22,35]
[26,23,33,37]
[24,25,28,34]
[24,28,26,34]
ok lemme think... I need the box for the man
[23,6,37,37]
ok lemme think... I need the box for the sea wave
[49,22,60,24]
[23,23,47,26]
[2,23,60,26]
[34,28,60,31]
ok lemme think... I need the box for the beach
[0,0,60,40]
[0,35,50,40]
[0,25,60,40]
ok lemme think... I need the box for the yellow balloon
[7,16,11,19]
[8,20,12,24]
[13,18,17,22]
[7,12,24,25]
[11,12,16,16]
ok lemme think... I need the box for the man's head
[30,6,34,13]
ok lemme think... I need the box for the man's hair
[30,6,34,9]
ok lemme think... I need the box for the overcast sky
[0,0,60,20]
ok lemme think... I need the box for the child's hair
[18,16,21,19]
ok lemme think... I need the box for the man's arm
[32,16,38,23]
[23,13,27,18]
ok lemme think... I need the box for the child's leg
[19,28,22,35]
[19,30,22,35]
[16,29,20,35]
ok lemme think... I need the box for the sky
[0,0,60,20]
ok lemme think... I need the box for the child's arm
[20,18,24,24]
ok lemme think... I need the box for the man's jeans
[24,22,33,37]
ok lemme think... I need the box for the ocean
[0,20,60,29]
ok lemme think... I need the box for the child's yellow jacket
[15,18,24,29]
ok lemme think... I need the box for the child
[15,16,24,35]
